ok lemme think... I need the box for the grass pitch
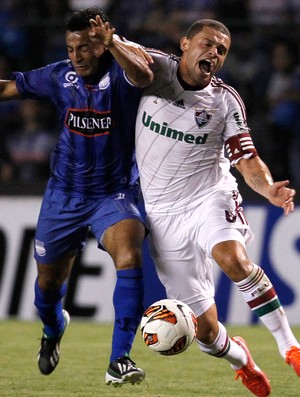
[0,320,299,397]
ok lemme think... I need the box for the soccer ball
[140,298,197,356]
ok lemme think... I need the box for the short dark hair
[186,19,231,40]
[66,7,111,31]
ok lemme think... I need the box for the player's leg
[212,239,300,376]
[148,212,271,396]
[103,218,145,385]
[34,188,88,375]
[35,256,74,375]
[104,218,145,357]
[90,191,146,385]
[196,303,271,397]
[201,189,300,377]
[35,253,75,335]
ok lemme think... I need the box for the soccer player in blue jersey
[0,7,153,385]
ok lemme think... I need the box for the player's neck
[177,68,208,91]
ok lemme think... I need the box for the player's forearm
[89,17,153,87]
[0,80,20,100]
[236,156,274,200]
[107,39,154,87]
[237,156,295,214]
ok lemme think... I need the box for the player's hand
[267,180,296,216]
[89,15,115,49]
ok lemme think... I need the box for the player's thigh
[34,188,89,264]
[196,190,253,257]
[148,213,215,315]
[89,190,146,267]
[103,218,145,267]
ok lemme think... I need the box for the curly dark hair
[66,6,111,31]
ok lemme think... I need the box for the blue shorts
[34,187,144,264]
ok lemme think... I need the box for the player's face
[179,26,230,88]
[66,29,106,77]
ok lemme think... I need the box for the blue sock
[34,279,67,338]
[110,268,144,361]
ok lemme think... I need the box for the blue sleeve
[12,62,62,100]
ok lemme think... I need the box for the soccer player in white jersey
[135,19,300,397]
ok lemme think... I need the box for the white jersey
[136,51,253,215]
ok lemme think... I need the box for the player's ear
[180,37,189,53]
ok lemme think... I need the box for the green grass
[0,320,299,397]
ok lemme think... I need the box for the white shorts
[146,189,254,317]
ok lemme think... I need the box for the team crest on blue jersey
[194,109,212,128]
[99,73,110,90]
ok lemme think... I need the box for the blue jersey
[14,58,142,198]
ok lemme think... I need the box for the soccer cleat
[232,336,271,397]
[37,309,70,375]
[105,355,145,386]
[285,346,300,376]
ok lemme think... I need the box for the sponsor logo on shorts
[115,193,126,200]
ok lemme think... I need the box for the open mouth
[199,60,212,75]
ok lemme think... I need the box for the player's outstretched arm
[0,80,20,100]
[89,15,153,87]
[235,156,296,216]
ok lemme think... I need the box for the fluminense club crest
[194,108,212,128]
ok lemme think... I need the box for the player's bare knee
[222,259,252,282]
[213,250,252,282]
[114,247,143,270]
[37,275,64,292]
[37,264,69,291]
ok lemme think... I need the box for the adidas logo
[172,99,185,109]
